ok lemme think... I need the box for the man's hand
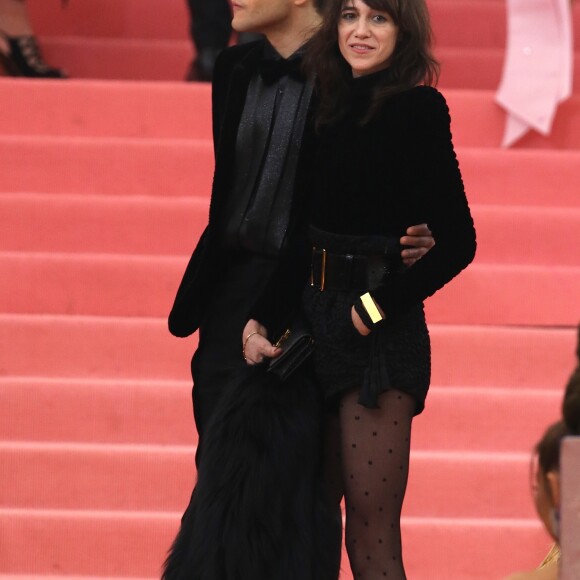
[242,319,281,365]
[400,224,435,266]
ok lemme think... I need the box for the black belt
[309,248,396,292]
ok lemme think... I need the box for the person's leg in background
[185,0,231,81]
[0,0,66,77]
[185,0,262,82]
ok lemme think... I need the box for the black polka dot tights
[323,388,415,579]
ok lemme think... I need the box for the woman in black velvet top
[303,0,476,577]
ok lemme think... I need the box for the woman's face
[338,0,399,77]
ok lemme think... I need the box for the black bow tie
[258,53,304,84]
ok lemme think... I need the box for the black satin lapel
[209,47,262,232]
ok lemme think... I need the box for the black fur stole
[162,366,342,580]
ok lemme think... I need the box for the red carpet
[0,0,578,578]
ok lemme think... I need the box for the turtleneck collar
[349,66,393,95]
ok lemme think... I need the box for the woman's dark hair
[535,327,580,476]
[536,421,570,476]
[562,324,580,434]
[314,0,327,13]
[305,0,439,128]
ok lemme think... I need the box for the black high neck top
[308,82,476,321]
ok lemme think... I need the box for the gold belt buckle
[310,247,327,291]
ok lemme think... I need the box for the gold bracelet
[360,292,384,324]
[243,331,260,361]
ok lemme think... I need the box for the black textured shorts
[302,284,431,415]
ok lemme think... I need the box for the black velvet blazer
[309,83,477,321]
[168,41,316,338]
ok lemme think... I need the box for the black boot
[0,32,67,78]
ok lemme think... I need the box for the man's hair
[314,0,327,13]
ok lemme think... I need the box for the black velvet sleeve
[168,226,210,337]
[368,87,476,322]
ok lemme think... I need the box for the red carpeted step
[425,264,580,326]
[0,252,185,318]
[402,517,549,580]
[0,135,213,197]
[432,0,580,50]
[0,442,538,519]
[0,315,194,380]
[0,442,195,513]
[0,79,211,140]
[0,378,195,446]
[1,252,577,326]
[413,387,562,452]
[41,37,191,81]
[0,194,207,255]
[0,508,548,579]
[0,508,176,576]
[0,377,562,451]
[405,451,537,519]
[429,325,576,389]
[446,91,580,150]
[29,0,189,41]
[458,148,580,206]
[432,0,507,49]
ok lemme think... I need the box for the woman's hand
[351,306,371,336]
[242,319,281,365]
[400,223,435,266]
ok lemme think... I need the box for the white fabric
[496,0,573,147]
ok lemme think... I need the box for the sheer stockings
[323,388,415,579]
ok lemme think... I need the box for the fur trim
[162,367,342,580]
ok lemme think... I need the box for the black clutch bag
[268,320,315,381]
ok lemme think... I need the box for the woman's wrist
[354,292,386,332]
[353,297,375,330]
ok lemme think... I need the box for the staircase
[0,0,579,578]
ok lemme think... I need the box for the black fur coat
[162,367,342,580]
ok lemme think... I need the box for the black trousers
[190,253,278,463]
[186,0,232,52]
